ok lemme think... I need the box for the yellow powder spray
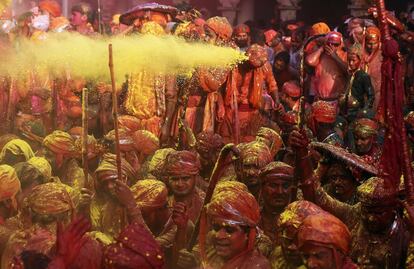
[2,32,247,83]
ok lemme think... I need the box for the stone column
[348,0,370,17]
[218,0,241,25]
[237,0,254,25]
[276,0,301,22]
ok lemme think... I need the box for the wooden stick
[82,88,89,188]
[108,44,123,182]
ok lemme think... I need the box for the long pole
[108,44,123,182]
[82,87,89,188]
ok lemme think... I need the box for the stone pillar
[218,0,241,25]
[348,0,370,17]
[237,0,254,25]
[276,0,301,22]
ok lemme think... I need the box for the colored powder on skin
[1,32,247,83]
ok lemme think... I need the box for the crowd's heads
[298,213,351,269]
[260,161,295,209]
[278,201,325,266]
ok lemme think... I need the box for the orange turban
[282,81,301,98]
[39,0,61,17]
[264,29,277,45]
[147,148,176,178]
[105,128,135,152]
[366,26,381,41]
[95,153,135,182]
[312,101,337,123]
[298,213,351,255]
[43,131,76,156]
[0,165,20,205]
[132,130,159,155]
[162,150,201,177]
[205,16,233,41]
[118,115,141,132]
[104,223,164,269]
[28,182,73,215]
[207,190,260,227]
[353,118,378,138]
[0,139,34,163]
[326,31,343,44]
[278,200,325,229]
[310,22,330,36]
[131,179,168,209]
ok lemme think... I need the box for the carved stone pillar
[276,0,301,22]
[348,0,371,17]
[218,0,241,25]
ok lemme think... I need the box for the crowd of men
[0,0,414,268]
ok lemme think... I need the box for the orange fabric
[118,115,141,132]
[28,182,73,215]
[310,22,330,36]
[43,131,76,156]
[238,141,272,168]
[0,165,20,204]
[366,26,381,41]
[278,200,325,229]
[39,0,61,17]
[95,153,135,182]
[132,130,159,155]
[298,213,351,255]
[264,30,277,44]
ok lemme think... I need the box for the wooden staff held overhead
[82,88,90,188]
[108,44,123,182]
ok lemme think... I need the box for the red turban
[256,127,283,157]
[104,222,164,269]
[246,44,268,68]
[205,16,233,41]
[207,189,260,227]
[312,101,337,123]
[212,181,248,197]
[264,29,277,45]
[260,161,294,181]
[353,118,378,138]
[357,177,397,207]
[39,0,61,17]
[28,182,73,215]
[233,24,250,35]
[131,179,168,209]
[326,31,342,44]
[298,213,351,255]
[282,81,301,98]
[162,150,201,177]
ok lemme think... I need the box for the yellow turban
[28,157,52,180]
[0,165,20,204]
[310,22,331,36]
[131,179,168,209]
[0,139,34,163]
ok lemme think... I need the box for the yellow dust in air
[2,32,247,83]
